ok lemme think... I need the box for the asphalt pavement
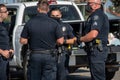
[9,67,120,80]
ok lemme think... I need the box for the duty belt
[31,50,51,54]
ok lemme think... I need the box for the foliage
[111,0,120,7]
[109,0,120,13]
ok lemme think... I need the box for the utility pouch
[95,39,103,52]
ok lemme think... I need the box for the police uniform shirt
[21,13,63,50]
[59,21,75,39]
[85,8,109,45]
[0,22,10,50]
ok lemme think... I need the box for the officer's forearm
[66,37,77,44]
[57,37,64,45]
[80,30,98,42]
[80,36,94,42]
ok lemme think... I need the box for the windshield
[23,5,81,23]
[104,0,120,19]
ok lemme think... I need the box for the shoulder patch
[93,21,97,26]
[93,15,99,20]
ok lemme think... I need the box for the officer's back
[20,0,64,80]
[25,13,63,50]
[21,1,64,50]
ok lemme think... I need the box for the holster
[50,49,58,57]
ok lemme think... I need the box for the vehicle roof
[6,1,74,7]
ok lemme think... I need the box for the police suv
[5,0,120,80]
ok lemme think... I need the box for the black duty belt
[31,50,51,54]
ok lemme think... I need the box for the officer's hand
[9,49,14,58]
[64,37,77,44]
[1,50,10,58]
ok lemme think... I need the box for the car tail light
[48,0,57,4]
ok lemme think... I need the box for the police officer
[79,0,109,80]
[0,4,14,80]
[20,0,64,80]
[49,8,76,80]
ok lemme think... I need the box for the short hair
[0,4,6,12]
[37,0,49,11]
[49,7,62,15]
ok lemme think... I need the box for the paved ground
[67,67,91,80]
[10,67,120,80]
[112,68,120,80]
[67,67,120,80]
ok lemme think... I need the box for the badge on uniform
[62,26,66,32]
[93,15,99,20]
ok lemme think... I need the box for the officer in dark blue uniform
[49,8,76,80]
[20,1,64,80]
[0,4,14,80]
[79,0,109,80]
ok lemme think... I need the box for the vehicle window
[23,5,81,23]
[23,6,38,23]
[77,4,89,20]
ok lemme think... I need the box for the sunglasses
[87,2,101,5]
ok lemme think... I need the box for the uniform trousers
[0,56,8,80]
[27,51,57,80]
[57,51,67,80]
[87,46,108,80]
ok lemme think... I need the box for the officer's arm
[65,37,77,44]
[0,49,10,58]
[57,37,64,45]
[20,37,28,44]
[80,30,98,42]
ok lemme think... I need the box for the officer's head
[0,4,8,21]
[86,0,102,13]
[37,0,49,14]
[49,7,62,22]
